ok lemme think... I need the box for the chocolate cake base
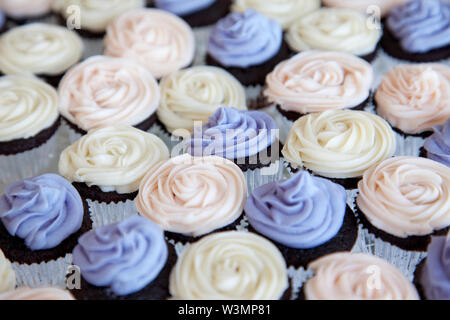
[56,14,106,38]
[5,12,53,26]
[232,140,283,171]
[72,182,137,204]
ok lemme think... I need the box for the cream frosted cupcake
[169,231,290,299]
[104,8,195,79]
[0,23,83,87]
[286,8,382,61]
[0,287,75,300]
[0,75,60,185]
[0,0,53,22]
[58,55,161,143]
[282,109,396,189]
[0,249,15,294]
[322,0,407,17]
[59,125,169,228]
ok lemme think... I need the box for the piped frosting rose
[0,249,15,294]
[72,216,167,296]
[135,154,247,237]
[264,51,374,114]
[169,231,288,299]
[154,0,215,15]
[356,156,450,238]
[0,174,84,250]
[0,287,74,300]
[424,119,450,167]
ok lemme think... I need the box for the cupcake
[423,119,450,167]
[153,0,231,27]
[356,156,450,251]
[52,0,145,37]
[70,216,175,300]
[264,51,374,122]
[104,8,195,79]
[206,9,289,86]
[414,231,449,300]
[58,125,169,228]
[0,0,53,23]
[231,0,320,30]
[0,9,5,33]
[374,63,450,137]
[0,174,91,265]
[57,55,161,143]
[300,252,419,300]
[0,287,75,300]
[186,107,282,191]
[0,75,60,185]
[169,231,290,300]
[244,171,358,267]
[282,110,396,189]
[322,0,407,17]
[0,23,83,87]
[156,66,247,141]
[135,154,247,244]
[286,8,382,62]
[0,249,15,294]
[382,0,450,62]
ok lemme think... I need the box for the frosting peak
[424,119,450,167]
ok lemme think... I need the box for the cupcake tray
[1,14,449,299]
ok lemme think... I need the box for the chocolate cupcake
[356,156,450,252]
[70,216,174,300]
[0,0,53,24]
[57,55,161,143]
[0,287,75,300]
[135,154,247,244]
[0,249,15,294]
[245,172,358,267]
[206,9,289,86]
[382,0,450,62]
[0,174,91,265]
[322,0,407,17]
[58,125,169,228]
[282,110,396,189]
[423,119,450,167]
[285,8,382,62]
[169,231,290,300]
[0,23,83,87]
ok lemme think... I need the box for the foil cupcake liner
[87,199,138,229]
[243,160,286,194]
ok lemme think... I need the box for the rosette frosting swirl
[104,8,195,79]
[421,232,450,300]
[424,119,450,167]
[157,66,246,135]
[0,0,52,19]
[208,9,282,68]
[375,64,450,134]
[0,249,15,294]
[136,154,247,237]
[0,287,75,300]
[282,110,396,178]
[187,107,277,159]
[58,56,160,132]
[169,231,288,299]
[356,156,450,237]
[59,126,169,194]
[72,216,167,296]
[304,252,419,300]
[387,0,450,53]
[0,75,59,142]
[231,0,320,29]
[0,174,84,250]
[0,23,83,76]
[245,171,346,249]
[264,51,373,113]
[154,0,215,15]
[322,0,407,17]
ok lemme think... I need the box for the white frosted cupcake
[0,287,75,300]
[0,249,15,294]
[0,0,53,22]
[322,0,407,17]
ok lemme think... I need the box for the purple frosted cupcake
[423,119,450,167]
[0,9,5,33]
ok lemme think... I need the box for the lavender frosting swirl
[154,0,215,15]
[387,0,450,53]
[72,216,168,296]
[424,119,450,167]
[208,9,282,68]
[187,107,277,159]
[0,10,5,30]
[421,232,450,300]
[0,174,83,250]
[244,171,346,249]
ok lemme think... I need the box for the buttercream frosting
[264,51,374,114]
[0,9,5,29]
[282,110,396,178]
[322,0,407,17]
[104,8,195,79]
[304,252,419,300]
[136,154,247,237]
[0,23,83,76]
[72,216,167,296]
[0,75,59,142]
[0,0,52,19]
[375,63,450,134]
[157,66,247,135]
[424,119,450,167]
[58,55,160,132]
[59,126,169,194]
[357,156,450,237]
[169,231,288,299]
[155,0,215,15]
[0,287,75,300]
[286,8,381,56]
[0,174,84,250]
[0,249,15,294]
